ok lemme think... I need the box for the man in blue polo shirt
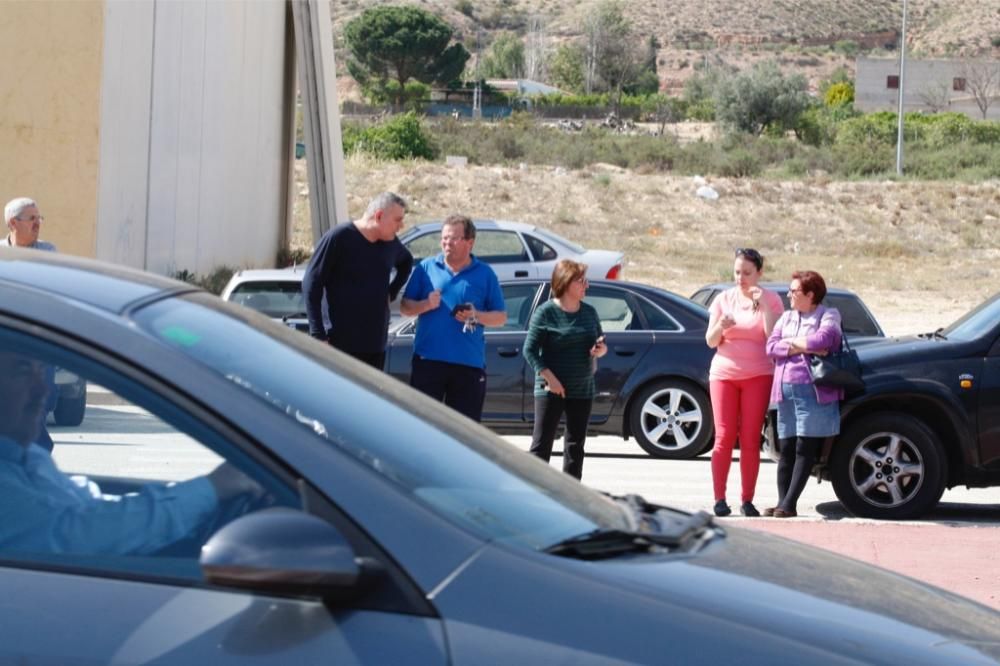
[401,215,506,421]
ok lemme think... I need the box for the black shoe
[713,500,732,517]
[740,502,760,517]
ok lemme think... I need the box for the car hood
[856,335,968,371]
[436,525,1000,663]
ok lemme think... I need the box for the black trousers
[410,355,487,422]
[529,394,593,480]
[776,436,823,512]
[330,341,385,371]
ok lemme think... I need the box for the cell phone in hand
[451,303,473,317]
[595,335,606,345]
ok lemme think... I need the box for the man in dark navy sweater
[303,192,413,369]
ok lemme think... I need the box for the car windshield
[532,227,586,254]
[230,280,305,319]
[941,292,1000,342]
[132,293,630,549]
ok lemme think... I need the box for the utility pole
[473,28,483,119]
[895,0,908,176]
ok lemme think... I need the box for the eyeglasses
[787,288,805,296]
[573,276,589,285]
[15,215,43,223]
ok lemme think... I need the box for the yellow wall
[0,0,103,256]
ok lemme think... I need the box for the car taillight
[605,264,622,280]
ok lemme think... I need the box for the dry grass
[290,154,1000,337]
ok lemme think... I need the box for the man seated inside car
[0,350,264,555]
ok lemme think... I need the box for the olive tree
[714,61,811,135]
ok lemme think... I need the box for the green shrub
[346,112,436,160]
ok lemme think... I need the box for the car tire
[53,384,87,426]
[830,412,946,520]
[629,379,712,459]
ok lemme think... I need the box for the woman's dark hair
[735,247,764,271]
[551,259,588,298]
[792,270,827,305]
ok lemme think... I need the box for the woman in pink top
[705,248,783,517]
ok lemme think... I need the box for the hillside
[330,0,1000,95]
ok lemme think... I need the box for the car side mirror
[200,508,374,602]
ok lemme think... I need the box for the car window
[0,329,298,581]
[404,231,441,261]
[689,289,714,307]
[524,234,557,261]
[132,293,630,549]
[473,231,530,264]
[826,294,881,336]
[495,283,540,332]
[532,227,585,255]
[230,280,305,318]
[585,286,641,331]
[635,296,681,331]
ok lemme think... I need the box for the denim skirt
[776,382,840,439]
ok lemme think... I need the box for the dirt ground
[292,157,1000,335]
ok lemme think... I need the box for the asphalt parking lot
[505,435,1000,611]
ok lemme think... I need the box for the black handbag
[809,335,864,394]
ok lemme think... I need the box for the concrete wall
[0,0,104,256]
[856,56,1000,120]
[97,0,295,275]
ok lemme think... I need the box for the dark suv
[812,292,1000,520]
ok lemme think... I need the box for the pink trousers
[710,374,772,503]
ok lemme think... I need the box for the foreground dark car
[5,250,1000,663]
[805,292,1000,520]
[690,281,886,342]
[387,279,716,459]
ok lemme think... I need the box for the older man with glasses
[4,197,56,251]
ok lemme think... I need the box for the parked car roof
[690,281,885,339]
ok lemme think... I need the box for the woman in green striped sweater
[523,260,607,480]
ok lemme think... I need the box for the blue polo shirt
[403,254,505,369]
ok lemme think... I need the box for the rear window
[230,281,305,319]
[826,294,882,336]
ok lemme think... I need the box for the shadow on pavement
[815,500,1000,525]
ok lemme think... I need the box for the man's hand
[426,290,442,311]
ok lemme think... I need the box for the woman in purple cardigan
[764,270,844,518]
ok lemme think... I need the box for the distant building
[856,56,1000,120]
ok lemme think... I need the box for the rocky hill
[330,0,1000,95]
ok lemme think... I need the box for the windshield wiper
[920,327,948,340]
[282,312,309,321]
[545,496,720,560]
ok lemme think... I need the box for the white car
[222,220,624,325]
[399,219,625,281]
[220,266,312,331]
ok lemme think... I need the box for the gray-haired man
[302,192,413,369]
[4,198,56,251]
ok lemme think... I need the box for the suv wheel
[629,379,712,459]
[831,413,946,520]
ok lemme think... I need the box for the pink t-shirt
[709,287,784,381]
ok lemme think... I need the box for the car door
[584,286,656,423]
[0,326,448,665]
[978,334,1000,468]
[482,282,543,426]
[472,229,535,279]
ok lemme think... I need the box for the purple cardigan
[765,305,844,405]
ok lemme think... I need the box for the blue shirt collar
[432,253,481,275]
